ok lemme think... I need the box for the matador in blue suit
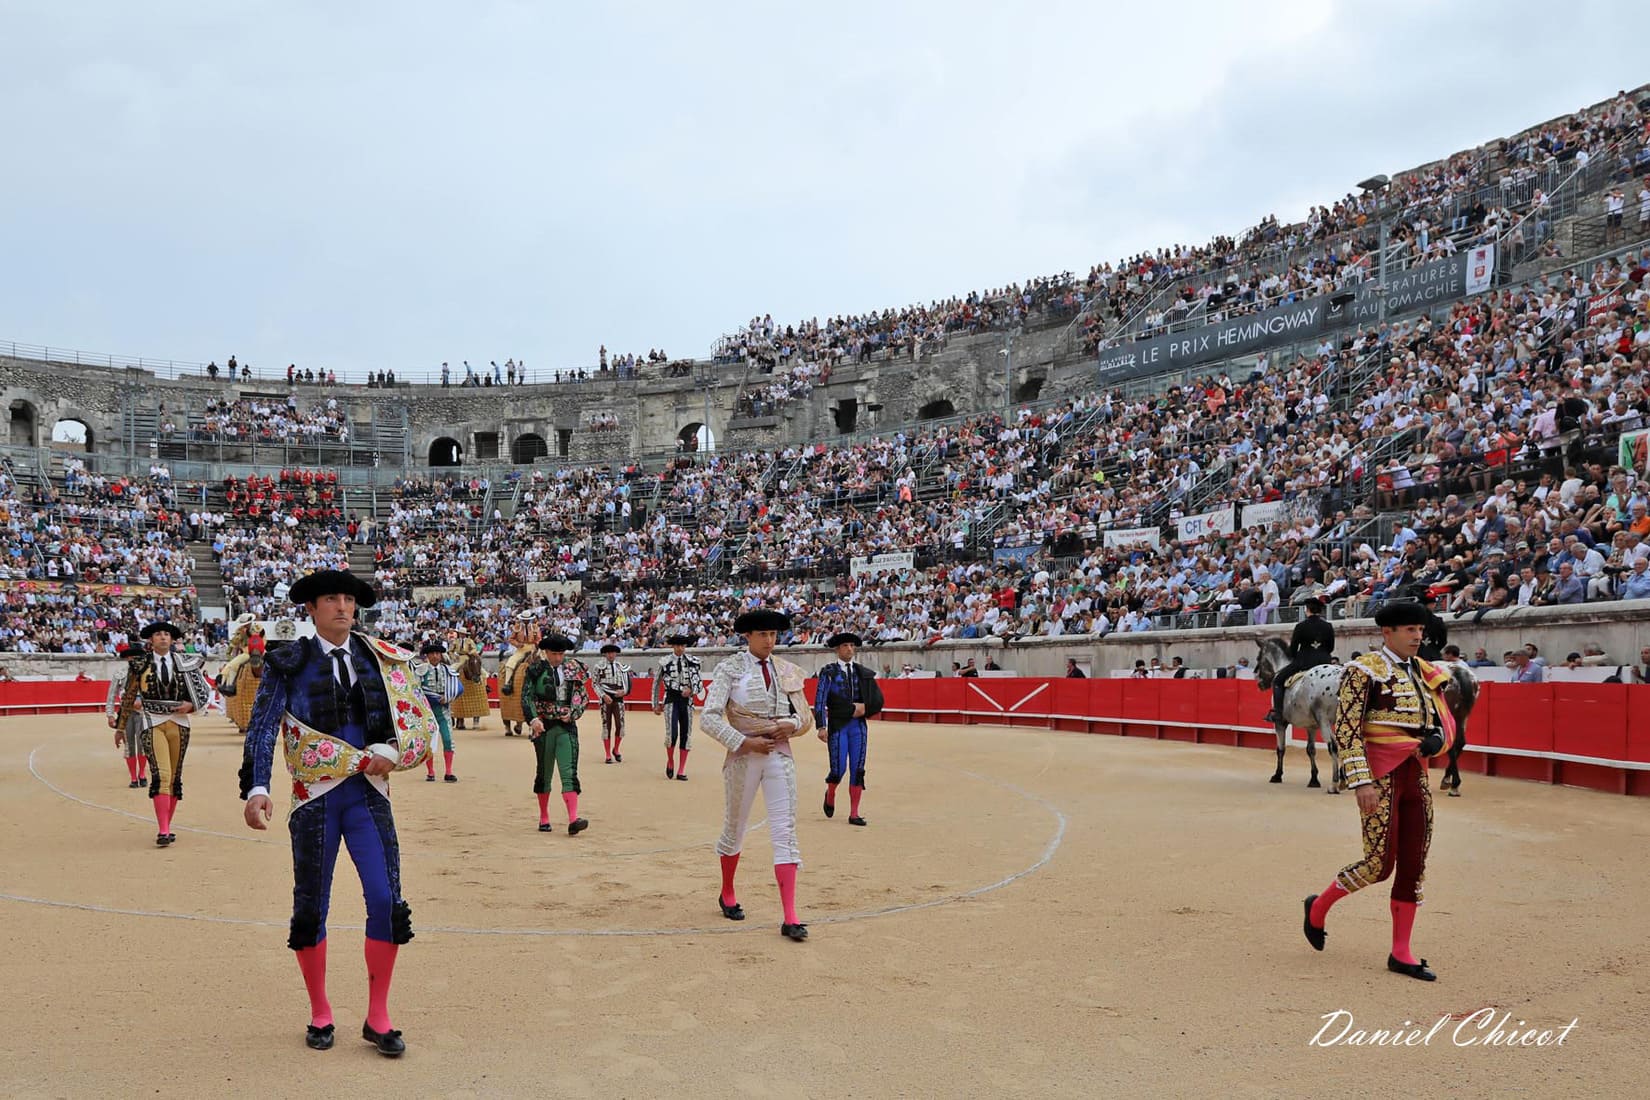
[813,632,883,826]
[239,570,436,1058]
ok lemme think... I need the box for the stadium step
[185,539,228,611]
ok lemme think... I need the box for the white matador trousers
[716,751,801,867]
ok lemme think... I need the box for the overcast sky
[1,1,1644,382]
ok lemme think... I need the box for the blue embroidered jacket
[813,661,884,734]
[238,634,396,798]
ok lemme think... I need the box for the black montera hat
[825,632,862,648]
[1373,600,1430,628]
[288,569,377,608]
[734,609,791,634]
[538,633,575,652]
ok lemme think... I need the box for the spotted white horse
[1254,638,1345,792]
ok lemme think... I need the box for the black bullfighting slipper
[567,818,589,836]
[361,1022,406,1056]
[823,798,835,819]
[676,773,689,781]
[780,923,809,942]
[444,774,458,783]
[305,1023,335,1050]
[425,774,435,782]
[128,779,143,789]
[1303,896,1326,951]
[718,895,745,921]
[613,752,622,762]
[538,823,553,833]
[848,816,867,827]
[666,766,675,779]
[1387,955,1436,981]
[604,758,613,764]
[155,834,169,847]
[165,833,176,844]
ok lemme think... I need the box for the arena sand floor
[1,709,1644,1098]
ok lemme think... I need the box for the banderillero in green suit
[522,661,583,795]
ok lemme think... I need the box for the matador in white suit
[699,608,816,942]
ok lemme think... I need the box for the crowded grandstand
[4,88,1650,674]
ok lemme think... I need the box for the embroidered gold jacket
[1330,650,1449,788]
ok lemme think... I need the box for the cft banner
[1175,505,1236,543]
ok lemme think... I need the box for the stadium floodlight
[1357,174,1394,322]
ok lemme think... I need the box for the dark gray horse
[1435,661,1480,797]
[1254,638,1344,792]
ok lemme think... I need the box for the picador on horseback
[1416,594,1448,663]
[1264,597,1336,725]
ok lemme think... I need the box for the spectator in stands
[1620,555,1650,599]
[1552,562,1586,604]
[1505,649,1544,683]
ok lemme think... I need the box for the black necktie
[331,649,351,714]
[158,658,170,688]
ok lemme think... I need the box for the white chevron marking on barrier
[1009,683,1050,713]
[967,682,1005,711]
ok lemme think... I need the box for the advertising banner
[1098,250,1496,383]
[993,545,1042,565]
[1102,527,1161,550]
[1175,505,1236,543]
[849,551,915,578]
[0,579,193,598]
[1097,298,1326,382]
[411,586,467,603]
[524,580,583,599]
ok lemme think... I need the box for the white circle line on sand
[1,765,1067,937]
[24,743,766,859]
[27,745,263,844]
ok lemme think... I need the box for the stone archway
[1014,376,1045,403]
[8,400,37,446]
[50,417,93,453]
[677,422,714,452]
[429,437,463,467]
[917,399,955,421]
[511,432,548,464]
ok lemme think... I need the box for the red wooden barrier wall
[873,676,1650,797]
[12,676,1647,796]
[0,680,117,715]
